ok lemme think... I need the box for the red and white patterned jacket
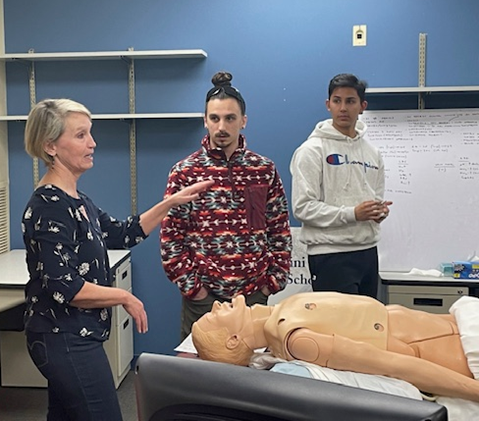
[160,134,292,299]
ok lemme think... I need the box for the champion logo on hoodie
[326,153,379,170]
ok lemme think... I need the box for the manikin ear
[225,334,241,350]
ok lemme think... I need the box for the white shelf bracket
[127,47,138,215]
[28,49,39,187]
[418,33,427,109]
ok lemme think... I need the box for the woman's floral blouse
[22,184,147,341]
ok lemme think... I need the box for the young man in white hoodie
[290,73,392,298]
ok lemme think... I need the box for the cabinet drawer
[388,293,465,314]
[113,258,132,291]
[388,285,468,296]
[112,257,132,322]
[114,290,130,325]
[116,315,134,374]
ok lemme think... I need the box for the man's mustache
[214,131,230,138]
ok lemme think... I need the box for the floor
[0,370,138,421]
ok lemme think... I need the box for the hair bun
[211,71,233,88]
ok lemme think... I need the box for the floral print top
[21,184,147,341]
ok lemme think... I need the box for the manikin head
[192,295,256,366]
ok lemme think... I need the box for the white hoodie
[290,118,385,255]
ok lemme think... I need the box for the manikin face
[196,295,253,337]
[46,112,96,177]
[326,87,367,138]
[204,98,247,159]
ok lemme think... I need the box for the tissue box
[453,261,479,279]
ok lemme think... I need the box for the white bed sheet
[265,359,479,421]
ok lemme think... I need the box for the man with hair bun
[161,71,292,341]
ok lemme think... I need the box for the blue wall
[5,0,479,356]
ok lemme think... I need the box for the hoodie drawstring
[359,138,368,189]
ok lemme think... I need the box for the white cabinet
[380,271,473,314]
[104,251,134,389]
[0,329,47,387]
[0,249,133,389]
[388,284,467,314]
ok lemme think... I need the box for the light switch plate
[353,25,367,46]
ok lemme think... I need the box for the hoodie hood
[310,118,367,142]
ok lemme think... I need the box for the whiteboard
[360,109,479,271]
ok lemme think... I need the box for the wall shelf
[0,112,204,121]
[0,49,207,61]
[0,48,208,121]
[2,48,208,214]
[367,86,479,94]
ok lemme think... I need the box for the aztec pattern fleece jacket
[160,134,292,300]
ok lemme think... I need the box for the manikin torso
[263,292,471,377]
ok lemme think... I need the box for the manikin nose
[211,301,222,312]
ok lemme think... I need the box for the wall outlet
[353,25,367,47]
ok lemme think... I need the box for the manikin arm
[287,328,479,403]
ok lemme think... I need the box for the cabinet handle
[413,298,442,307]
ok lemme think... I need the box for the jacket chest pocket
[244,185,268,230]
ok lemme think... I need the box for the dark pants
[26,331,122,421]
[180,290,268,341]
[308,247,379,298]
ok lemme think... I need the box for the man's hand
[261,285,271,296]
[191,286,209,301]
[376,200,393,223]
[355,200,392,222]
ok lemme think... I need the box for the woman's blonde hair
[191,323,253,366]
[24,98,91,167]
